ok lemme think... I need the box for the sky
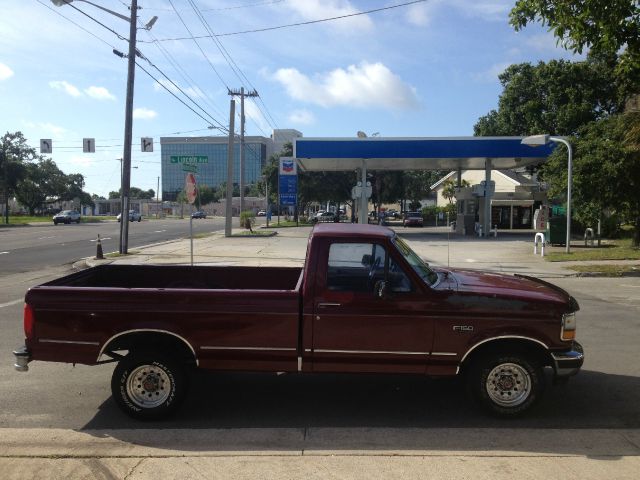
[0,0,582,199]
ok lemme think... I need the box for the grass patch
[264,220,313,228]
[545,238,640,262]
[566,264,640,276]
[232,230,277,237]
[192,232,214,239]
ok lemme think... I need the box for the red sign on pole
[185,173,197,204]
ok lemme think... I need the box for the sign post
[185,173,197,266]
[278,157,298,223]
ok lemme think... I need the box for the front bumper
[13,345,31,372]
[551,341,584,377]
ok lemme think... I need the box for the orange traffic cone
[95,234,104,260]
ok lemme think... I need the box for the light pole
[521,134,573,253]
[51,0,157,254]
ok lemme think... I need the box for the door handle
[317,302,341,308]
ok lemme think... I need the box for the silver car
[117,210,142,222]
[53,210,81,225]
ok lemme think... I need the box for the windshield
[392,236,439,287]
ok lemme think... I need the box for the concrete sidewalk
[85,225,594,278]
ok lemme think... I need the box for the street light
[51,0,157,254]
[521,134,573,253]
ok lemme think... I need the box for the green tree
[474,55,622,137]
[196,184,218,206]
[442,179,470,204]
[15,159,67,215]
[1,132,34,223]
[543,113,640,245]
[510,0,640,93]
[109,187,155,199]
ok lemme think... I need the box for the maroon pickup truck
[14,224,583,419]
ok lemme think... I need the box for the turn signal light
[561,312,576,341]
[24,304,34,340]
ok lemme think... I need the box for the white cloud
[273,62,420,111]
[473,62,511,83]
[153,79,205,99]
[283,0,373,32]
[289,109,316,125]
[49,80,82,97]
[244,101,270,134]
[0,62,14,80]
[405,3,438,26]
[84,86,116,101]
[133,108,158,120]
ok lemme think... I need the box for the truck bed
[41,264,303,290]
[25,264,304,370]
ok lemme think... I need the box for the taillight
[561,312,576,341]
[24,304,35,340]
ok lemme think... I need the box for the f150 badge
[453,325,474,332]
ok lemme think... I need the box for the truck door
[311,241,433,374]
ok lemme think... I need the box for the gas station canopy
[294,137,555,171]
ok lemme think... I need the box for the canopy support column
[359,160,368,224]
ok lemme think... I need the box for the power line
[149,0,428,41]
[166,0,229,90]
[185,0,278,132]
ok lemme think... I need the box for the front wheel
[467,353,544,417]
[111,351,188,420]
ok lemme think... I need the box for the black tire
[111,351,188,420]
[76,219,81,224]
[137,217,141,222]
[467,353,544,417]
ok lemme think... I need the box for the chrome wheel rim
[127,364,171,408]
[486,362,531,407]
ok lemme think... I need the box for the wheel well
[459,338,552,374]
[101,331,197,366]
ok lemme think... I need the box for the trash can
[547,215,567,245]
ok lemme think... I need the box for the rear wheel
[111,351,188,420]
[467,353,544,417]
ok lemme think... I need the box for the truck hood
[440,268,578,310]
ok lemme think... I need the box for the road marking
[0,299,22,308]
[0,251,9,255]
[37,236,56,240]
[154,230,166,233]
[90,237,111,242]
[619,284,640,288]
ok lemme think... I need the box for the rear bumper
[551,341,584,377]
[13,345,31,372]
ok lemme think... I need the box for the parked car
[53,210,81,225]
[403,211,424,227]
[117,210,142,222]
[14,223,584,420]
[257,210,266,217]
[311,211,337,224]
[191,211,207,219]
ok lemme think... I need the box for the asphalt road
[0,217,225,275]
[1,271,639,432]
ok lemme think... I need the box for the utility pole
[228,87,258,213]
[119,0,138,254]
[225,99,236,237]
[156,176,160,219]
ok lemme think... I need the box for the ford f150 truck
[13,224,583,419]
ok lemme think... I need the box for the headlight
[561,312,577,341]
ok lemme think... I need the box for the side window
[388,257,413,293]
[327,243,385,293]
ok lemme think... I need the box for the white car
[117,210,142,222]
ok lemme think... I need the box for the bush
[240,210,255,232]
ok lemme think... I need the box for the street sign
[83,138,95,153]
[170,155,208,164]
[141,137,153,152]
[40,139,52,154]
[182,164,198,173]
[185,173,197,204]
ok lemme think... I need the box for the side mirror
[374,280,388,299]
